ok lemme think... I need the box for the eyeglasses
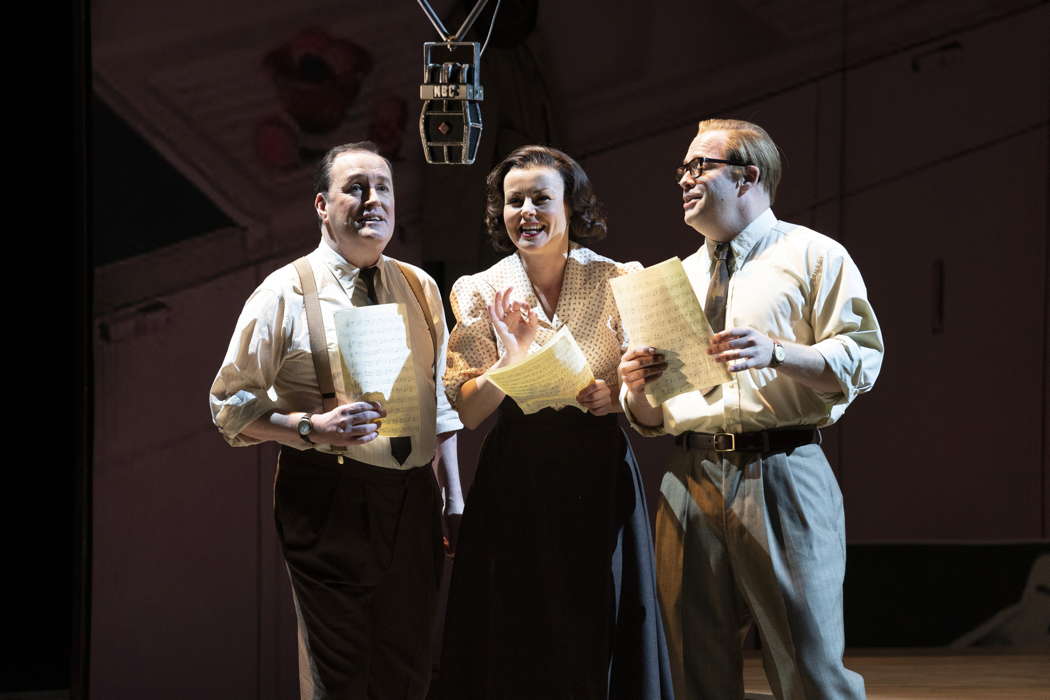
[675,156,752,183]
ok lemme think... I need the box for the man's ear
[314,192,328,222]
[739,165,761,193]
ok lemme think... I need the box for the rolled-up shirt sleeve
[619,382,669,437]
[209,287,288,446]
[808,245,884,416]
[443,275,500,408]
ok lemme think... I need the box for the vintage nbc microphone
[416,0,499,165]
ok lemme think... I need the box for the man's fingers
[622,364,666,391]
[343,401,385,415]
[622,355,665,373]
[339,407,385,424]
[626,362,667,377]
[709,329,757,353]
[713,346,766,362]
[624,346,661,360]
[329,427,380,445]
[712,328,748,341]
[336,421,379,436]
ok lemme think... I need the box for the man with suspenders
[210,141,463,699]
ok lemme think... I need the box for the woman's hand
[487,286,538,363]
[576,379,617,415]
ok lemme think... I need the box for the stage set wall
[88,1,1049,698]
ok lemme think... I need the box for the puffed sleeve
[419,273,465,434]
[808,243,885,422]
[443,275,500,407]
[209,286,289,446]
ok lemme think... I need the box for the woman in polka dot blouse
[436,145,673,700]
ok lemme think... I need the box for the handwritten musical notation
[610,257,730,405]
[485,326,596,414]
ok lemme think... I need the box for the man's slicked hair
[696,119,783,203]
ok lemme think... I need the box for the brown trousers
[275,447,444,700]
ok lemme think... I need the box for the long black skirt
[437,398,673,700]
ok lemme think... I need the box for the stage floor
[743,649,1049,699]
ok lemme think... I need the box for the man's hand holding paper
[309,401,387,446]
[334,303,422,437]
[610,257,731,406]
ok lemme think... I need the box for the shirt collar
[505,241,581,328]
[704,208,777,263]
[314,242,388,289]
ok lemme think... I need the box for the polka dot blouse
[444,243,643,406]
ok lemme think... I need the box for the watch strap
[298,413,315,444]
[770,339,786,367]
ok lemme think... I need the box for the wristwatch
[769,339,786,368]
[297,413,315,444]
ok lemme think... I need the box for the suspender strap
[395,261,439,369]
[292,257,340,412]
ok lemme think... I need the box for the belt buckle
[713,432,736,452]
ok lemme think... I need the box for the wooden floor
[742,649,1049,699]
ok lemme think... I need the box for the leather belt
[675,427,821,454]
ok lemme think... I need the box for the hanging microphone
[419,42,484,165]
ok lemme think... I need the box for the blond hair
[696,119,782,203]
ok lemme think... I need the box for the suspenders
[292,256,439,413]
[393,260,439,366]
[293,257,340,412]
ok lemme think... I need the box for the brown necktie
[705,242,733,333]
[359,267,412,466]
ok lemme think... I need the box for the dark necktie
[359,266,413,466]
[704,242,734,333]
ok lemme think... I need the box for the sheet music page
[334,304,421,437]
[610,257,731,406]
[485,326,596,414]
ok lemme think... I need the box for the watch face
[774,344,786,363]
[298,418,311,436]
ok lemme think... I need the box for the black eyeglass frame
[675,156,753,182]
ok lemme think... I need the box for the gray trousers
[655,442,865,700]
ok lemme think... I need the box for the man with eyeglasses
[618,119,883,699]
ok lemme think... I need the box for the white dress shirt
[624,208,884,436]
[210,242,462,469]
[444,244,642,405]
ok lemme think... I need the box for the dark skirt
[437,398,673,700]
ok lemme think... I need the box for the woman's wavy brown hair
[484,145,608,252]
